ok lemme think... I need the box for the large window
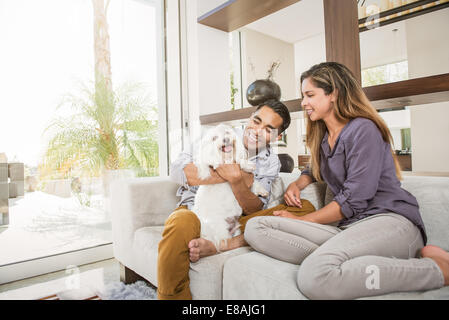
[0,0,166,281]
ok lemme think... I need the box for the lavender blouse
[301,117,427,243]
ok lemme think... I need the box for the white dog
[192,124,269,251]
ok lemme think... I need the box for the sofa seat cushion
[400,176,449,251]
[358,287,449,300]
[222,252,307,300]
[223,252,449,300]
[189,246,253,299]
[132,226,253,299]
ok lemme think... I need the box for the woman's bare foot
[188,238,217,262]
[421,245,449,286]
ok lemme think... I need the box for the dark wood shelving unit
[200,73,449,125]
[200,99,301,125]
[364,73,449,110]
[197,0,301,32]
[359,0,449,32]
[197,0,449,125]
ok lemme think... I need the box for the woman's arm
[273,200,344,224]
[298,201,344,224]
[296,173,314,191]
[284,171,314,207]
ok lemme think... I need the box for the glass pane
[0,0,164,268]
[358,1,449,83]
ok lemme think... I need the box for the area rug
[38,281,157,300]
[97,281,157,300]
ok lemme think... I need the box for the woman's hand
[273,210,299,219]
[273,210,315,222]
[284,181,302,208]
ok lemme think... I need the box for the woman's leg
[244,215,341,264]
[297,213,445,300]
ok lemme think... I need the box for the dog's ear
[194,130,216,179]
[234,132,248,164]
[195,143,212,180]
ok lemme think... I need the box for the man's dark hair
[256,99,291,134]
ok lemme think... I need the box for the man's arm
[215,164,263,215]
[183,163,226,186]
[229,178,264,215]
[170,150,227,187]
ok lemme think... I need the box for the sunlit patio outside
[0,0,162,268]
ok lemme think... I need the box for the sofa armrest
[110,177,180,259]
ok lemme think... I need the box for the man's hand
[241,171,254,188]
[284,181,302,208]
[215,164,243,184]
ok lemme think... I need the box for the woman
[244,62,449,299]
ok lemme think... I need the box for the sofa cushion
[224,251,449,300]
[278,172,327,211]
[266,176,285,208]
[132,226,253,299]
[222,252,307,300]
[357,286,449,300]
[400,176,449,251]
[189,246,253,299]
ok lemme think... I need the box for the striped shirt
[169,130,281,210]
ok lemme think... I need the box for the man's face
[243,106,284,154]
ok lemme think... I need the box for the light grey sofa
[110,172,449,299]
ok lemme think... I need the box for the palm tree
[42,0,159,201]
[92,0,112,91]
[42,77,159,184]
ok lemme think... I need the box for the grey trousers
[244,213,445,299]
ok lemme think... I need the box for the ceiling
[196,0,409,69]
[243,0,325,44]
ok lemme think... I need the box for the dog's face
[195,124,247,179]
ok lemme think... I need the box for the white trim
[154,0,169,177]
[165,0,184,167]
[0,244,113,285]
[179,0,192,147]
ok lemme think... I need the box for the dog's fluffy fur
[192,124,268,250]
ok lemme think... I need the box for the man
[157,99,315,300]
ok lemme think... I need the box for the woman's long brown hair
[300,62,402,182]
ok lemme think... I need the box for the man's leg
[188,200,317,261]
[157,206,200,300]
[238,200,316,233]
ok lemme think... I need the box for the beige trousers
[157,201,316,300]
[244,213,444,299]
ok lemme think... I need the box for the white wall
[293,32,326,157]
[197,24,231,115]
[406,8,449,173]
[406,8,449,78]
[241,28,296,104]
[294,33,326,96]
[359,21,408,69]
